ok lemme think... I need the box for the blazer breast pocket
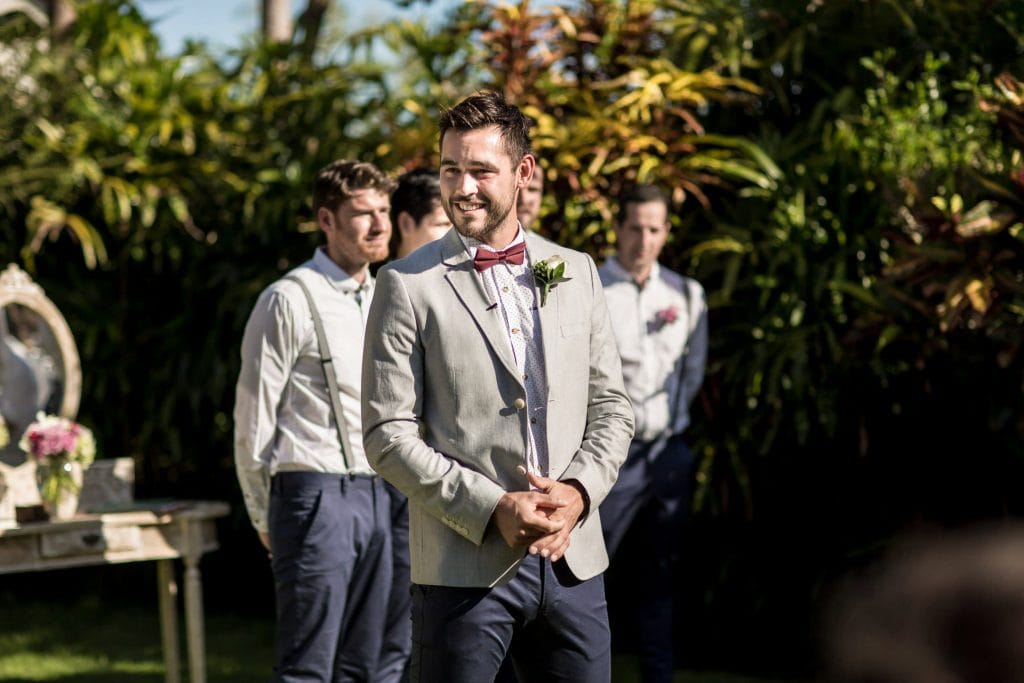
[560,321,588,338]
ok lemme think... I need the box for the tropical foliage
[2,0,1024,674]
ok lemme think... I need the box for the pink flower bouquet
[19,413,96,515]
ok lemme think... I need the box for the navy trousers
[269,472,392,683]
[380,481,412,683]
[599,434,696,683]
[410,553,611,683]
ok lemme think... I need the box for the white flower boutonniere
[533,255,571,306]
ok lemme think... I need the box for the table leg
[157,559,181,683]
[182,522,207,683]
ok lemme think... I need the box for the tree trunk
[297,0,331,61]
[262,0,292,44]
[48,0,75,40]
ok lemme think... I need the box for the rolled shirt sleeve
[233,288,298,533]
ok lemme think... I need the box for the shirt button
[514,398,526,410]
[502,287,509,293]
[511,328,519,334]
[523,373,529,380]
[530,417,537,424]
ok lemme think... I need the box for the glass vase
[36,458,83,520]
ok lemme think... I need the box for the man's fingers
[526,470,555,492]
[529,528,571,559]
[516,521,564,547]
[529,523,572,554]
[517,489,567,511]
[520,512,564,534]
[523,481,584,559]
[495,489,573,549]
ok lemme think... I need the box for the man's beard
[446,194,514,242]
[365,241,390,264]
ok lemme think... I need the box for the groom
[361,90,634,682]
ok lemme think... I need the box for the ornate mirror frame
[0,263,81,420]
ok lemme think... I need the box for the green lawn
[0,598,272,682]
[0,599,796,682]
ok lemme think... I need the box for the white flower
[532,256,571,306]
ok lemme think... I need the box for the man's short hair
[616,184,671,224]
[313,159,396,214]
[390,167,442,226]
[439,90,532,166]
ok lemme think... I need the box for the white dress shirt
[598,256,707,442]
[459,228,550,477]
[234,248,375,532]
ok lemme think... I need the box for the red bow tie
[473,242,527,272]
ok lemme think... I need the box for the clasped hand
[493,471,584,563]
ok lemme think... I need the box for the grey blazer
[361,229,634,587]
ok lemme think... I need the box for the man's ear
[317,206,335,236]
[397,211,416,236]
[517,153,536,189]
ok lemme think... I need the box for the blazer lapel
[525,232,562,389]
[440,230,524,386]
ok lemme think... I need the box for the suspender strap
[663,280,692,440]
[285,274,353,471]
[647,282,693,462]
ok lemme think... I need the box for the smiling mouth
[454,200,487,213]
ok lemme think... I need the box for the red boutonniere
[654,305,679,328]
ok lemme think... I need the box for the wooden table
[0,501,230,683]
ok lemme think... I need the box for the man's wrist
[562,478,590,520]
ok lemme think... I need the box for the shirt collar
[603,255,661,289]
[311,247,373,295]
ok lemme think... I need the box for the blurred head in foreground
[822,524,1024,683]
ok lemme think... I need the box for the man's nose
[457,172,478,196]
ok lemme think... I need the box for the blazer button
[514,398,526,410]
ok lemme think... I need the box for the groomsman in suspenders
[234,160,400,682]
[598,184,709,683]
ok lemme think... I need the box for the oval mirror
[0,263,81,466]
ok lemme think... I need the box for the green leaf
[875,324,901,352]
[829,280,882,309]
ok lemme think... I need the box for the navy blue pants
[380,481,412,683]
[269,472,392,683]
[410,554,611,683]
[599,434,696,683]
